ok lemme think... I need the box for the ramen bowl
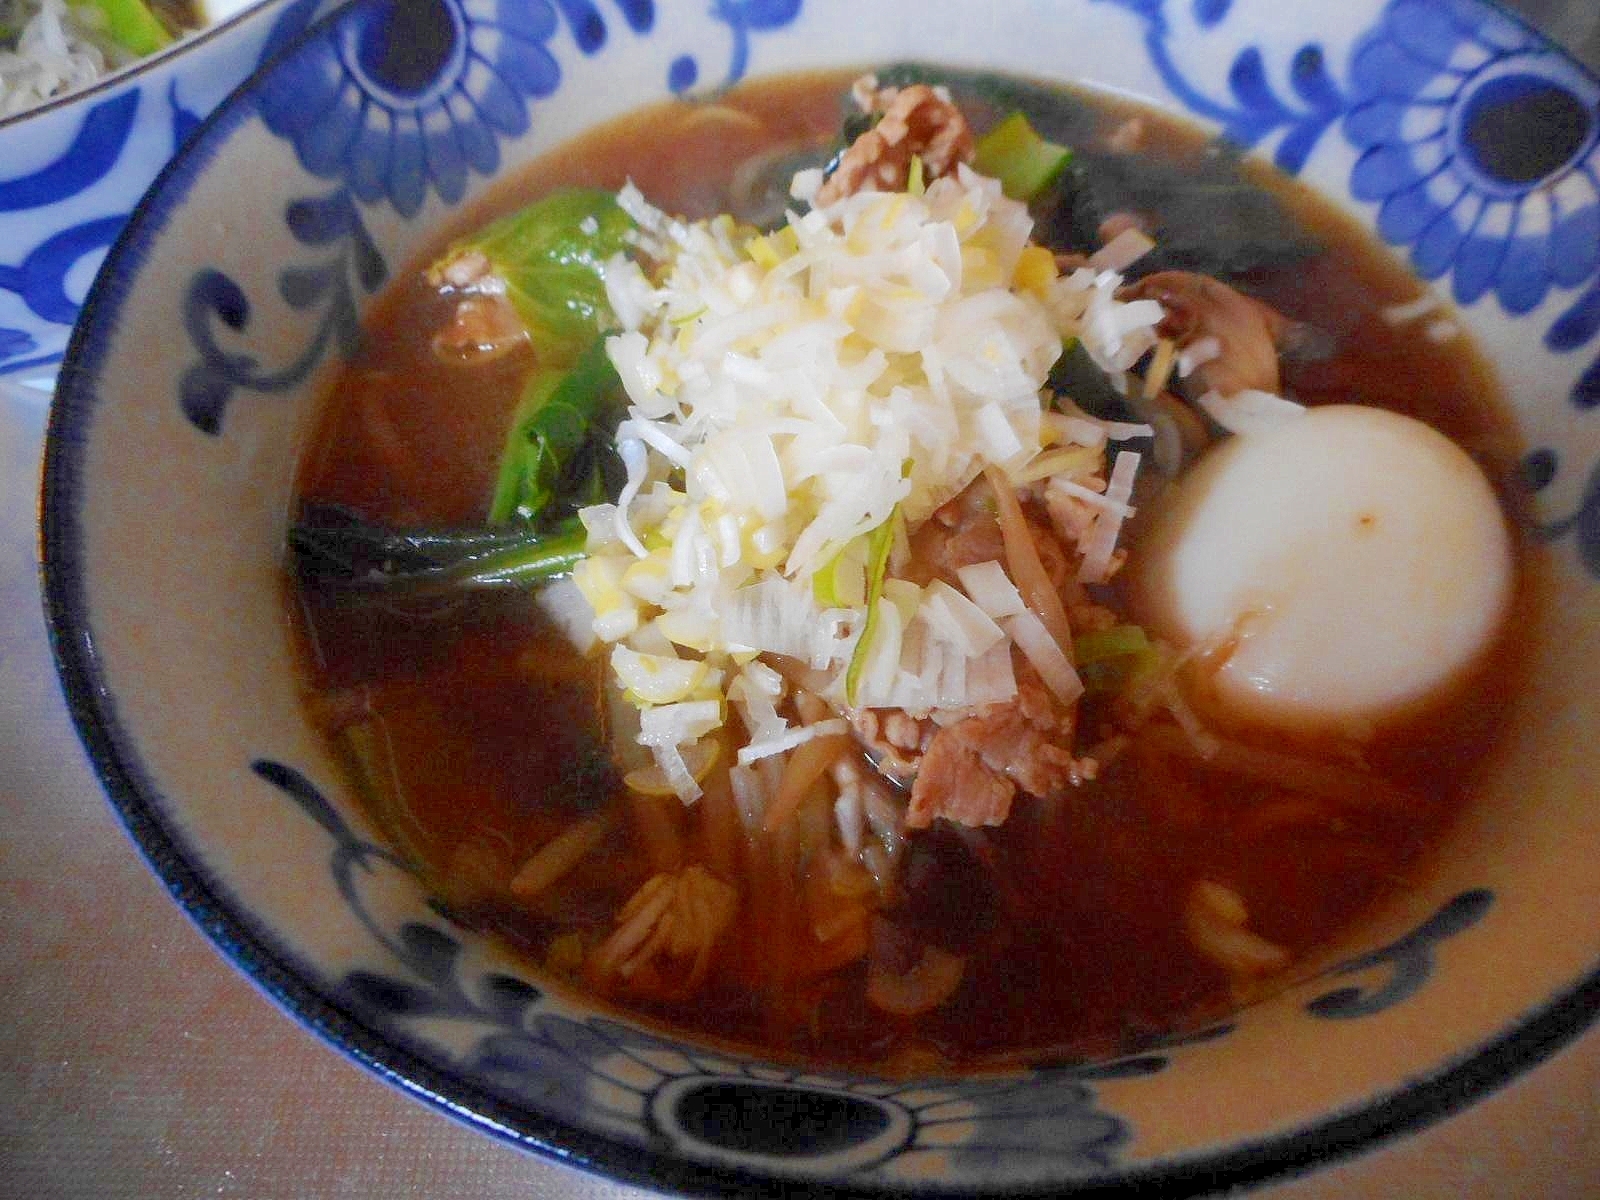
[0,0,349,385]
[41,0,1600,1193]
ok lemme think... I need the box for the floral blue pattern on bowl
[0,0,358,381]
[40,0,1600,1194]
[1346,4,1600,315]
[254,0,563,216]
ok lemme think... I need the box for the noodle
[1140,724,1415,808]
[695,751,743,879]
[763,727,851,833]
[625,791,684,874]
[1184,880,1290,975]
[508,812,615,900]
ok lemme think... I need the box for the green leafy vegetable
[87,0,173,56]
[868,63,1319,280]
[290,504,586,595]
[431,188,634,364]
[974,112,1072,203]
[1048,339,1139,424]
[489,336,623,524]
[1039,147,1321,281]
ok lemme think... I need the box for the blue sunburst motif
[1343,0,1600,316]
[461,1012,1140,1177]
[255,0,563,217]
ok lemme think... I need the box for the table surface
[7,4,1600,1186]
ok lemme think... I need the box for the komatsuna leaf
[489,336,623,524]
[289,504,587,593]
[431,188,634,364]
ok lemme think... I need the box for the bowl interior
[41,0,1600,1193]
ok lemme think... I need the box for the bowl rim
[0,0,289,134]
[37,0,1600,1193]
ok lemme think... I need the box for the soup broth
[288,68,1530,1068]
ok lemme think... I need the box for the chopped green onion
[1074,624,1161,694]
[1074,624,1150,664]
[907,154,926,196]
[973,112,1072,203]
[844,509,900,706]
[86,0,173,56]
[813,538,867,608]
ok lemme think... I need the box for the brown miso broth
[288,68,1532,1068]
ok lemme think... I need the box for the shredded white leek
[1088,227,1156,274]
[573,163,1168,798]
[1077,449,1142,584]
[1196,388,1307,436]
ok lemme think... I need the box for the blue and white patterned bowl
[0,0,351,385]
[40,0,1600,1193]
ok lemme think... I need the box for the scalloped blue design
[1305,890,1493,1019]
[1103,0,1600,315]
[248,0,803,215]
[255,0,564,217]
[1343,0,1600,318]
